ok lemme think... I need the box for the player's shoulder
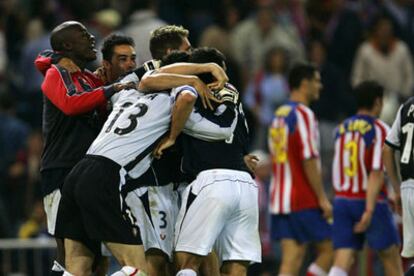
[374,118,390,133]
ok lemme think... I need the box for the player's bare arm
[139,72,215,109]
[158,62,229,90]
[354,170,384,233]
[303,158,332,220]
[154,90,197,158]
[383,144,402,214]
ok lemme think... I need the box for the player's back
[332,114,389,199]
[268,101,319,214]
[87,88,174,178]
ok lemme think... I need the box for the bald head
[50,21,84,51]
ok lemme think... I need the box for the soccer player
[168,47,261,276]
[383,86,414,276]
[328,81,402,276]
[268,63,333,276]
[35,21,133,276]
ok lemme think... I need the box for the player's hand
[319,197,333,221]
[206,63,229,91]
[94,66,108,84]
[153,136,175,159]
[244,154,259,173]
[58,57,80,73]
[353,210,373,233]
[113,81,136,92]
[193,78,214,110]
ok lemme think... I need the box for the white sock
[176,269,197,276]
[111,266,145,276]
[52,260,65,272]
[328,266,348,276]
[308,263,328,276]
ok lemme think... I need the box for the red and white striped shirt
[332,114,389,199]
[268,102,320,214]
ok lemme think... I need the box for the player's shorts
[401,185,414,257]
[174,169,261,264]
[124,183,179,260]
[332,198,400,251]
[55,155,141,254]
[41,168,72,235]
[271,209,332,243]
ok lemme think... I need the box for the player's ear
[102,60,111,70]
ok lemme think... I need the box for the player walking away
[162,47,261,276]
[268,63,333,276]
[328,81,402,276]
[35,21,133,276]
[383,88,414,276]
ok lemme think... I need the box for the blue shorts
[271,209,332,243]
[333,198,400,250]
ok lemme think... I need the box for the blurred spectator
[307,0,363,78]
[244,47,289,151]
[273,0,307,42]
[0,25,6,79]
[19,18,50,127]
[351,15,414,123]
[122,0,166,65]
[18,200,47,239]
[0,91,29,235]
[382,0,414,55]
[198,2,243,90]
[231,6,305,77]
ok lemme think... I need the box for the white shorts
[174,169,261,263]
[124,183,179,260]
[43,189,61,235]
[401,185,414,257]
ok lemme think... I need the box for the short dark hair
[189,47,226,84]
[101,33,135,61]
[288,63,318,90]
[161,50,190,66]
[149,25,189,60]
[354,81,384,110]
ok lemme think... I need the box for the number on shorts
[159,211,167,229]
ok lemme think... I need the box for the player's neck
[63,53,86,70]
[290,91,309,106]
[357,109,376,118]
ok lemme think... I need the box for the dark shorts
[55,155,141,254]
[40,168,72,197]
[333,198,400,250]
[271,209,332,243]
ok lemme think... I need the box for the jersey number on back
[105,102,148,135]
[401,123,414,164]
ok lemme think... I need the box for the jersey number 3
[106,102,148,135]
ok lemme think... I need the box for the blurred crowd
[1,0,414,272]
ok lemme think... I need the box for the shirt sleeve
[385,105,402,149]
[41,65,115,115]
[34,50,61,75]
[371,122,389,171]
[296,107,319,160]
[184,104,238,141]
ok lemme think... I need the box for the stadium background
[0,0,413,274]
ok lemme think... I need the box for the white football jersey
[87,87,191,178]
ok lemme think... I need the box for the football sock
[307,263,328,276]
[328,266,347,276]
[176,269,197,276]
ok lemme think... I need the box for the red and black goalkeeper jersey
[35,51,116,173]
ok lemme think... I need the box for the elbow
[61,106,78,116]
[138,75,154,92]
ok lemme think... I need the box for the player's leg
[328,248,355,275]
[377,245,403,276]
[200,251,220,276]
[146,248,170,276]
[174,251,203,274]
[105,242,147,271]
[64,238,95,276]
[279,239,307,275]
[312,239,334,274]
[220,260,249,276]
